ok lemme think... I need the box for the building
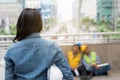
[72,0,97,21]
[25,0,57,31]
[25,0,40,9]
[97,0,112,22]
[0,0,22,33]
[1,0,57,23]
[112,0,120,30]
[40,0,57,30]
[0,0,22,24]
[81,0,97,19]
[118,0,120,15]
[25,0,57,18]
[118,0,120,24]
[40,3,57,19]
[25,0,57,19]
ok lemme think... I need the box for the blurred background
[0,1,120,80]
[0,0,120,35]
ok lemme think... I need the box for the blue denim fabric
[4,33,73,80]
[91,65,111,75]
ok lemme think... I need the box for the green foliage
[82,17,90,23]
[117,27,120,32]
[110,27,120,38]
[118,20,120,24]
[10,24,16,35]
[96,25,112,32]
[85,25,90,30]
[81,17,97,32]
[96,21,112,26]
[0,24,16,35]
[0,29,9,35]
[90,19,97,25]
[82,17,96,25]
[42,18,57,32]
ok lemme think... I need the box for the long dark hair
[13,8,42,42]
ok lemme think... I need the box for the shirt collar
[25,33,41,39]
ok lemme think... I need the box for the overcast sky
[56,0,73,21]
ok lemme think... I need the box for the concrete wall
[60,43,120,70]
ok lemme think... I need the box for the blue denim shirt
[4,33,73,80]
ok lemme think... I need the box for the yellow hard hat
[80,45,87,52]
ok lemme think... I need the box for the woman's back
[4,8,73,80]
[5,33,56,79]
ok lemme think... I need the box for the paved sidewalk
[0,67,4,80]
[74,70,120,80]
[1,66,120,80]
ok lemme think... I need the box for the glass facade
[97,0,112,22]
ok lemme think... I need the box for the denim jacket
[4,33,73,80]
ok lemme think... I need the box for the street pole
[112,0,114,28]
[114,0,118,31]
[77,0,82,33]
[22,0,25,9]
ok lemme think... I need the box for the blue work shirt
[82,52,101,71]
[4,33,73,80]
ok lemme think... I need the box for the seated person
[67,43,82,76]
[81,45,111,76]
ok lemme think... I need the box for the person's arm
[67,51,75,70]
[90,52,100,69]
[82,59,91,71]
[96,54,101,64]
[4,52,15,80]
[67,51,71,67]
[52,44,73,80]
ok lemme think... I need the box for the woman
[4,8,73,80]
[67,43,82,76]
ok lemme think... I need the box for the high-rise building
[0,0,22,33]
[97,0,112,22]
[112,0,120,30]
[72,0,97,21]
[40,0,57,30]
[25,0,40,9]
[25,0,57,19]
[117,0,120,19]
[0,0,22,24]
[25,0,57,30]
[82,0,97,19]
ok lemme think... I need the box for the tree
[0,24,16,35]
[9,24,16,35]
[96,25,111,32]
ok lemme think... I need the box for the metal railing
[0,32,120,47]
[0,32,120,66]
